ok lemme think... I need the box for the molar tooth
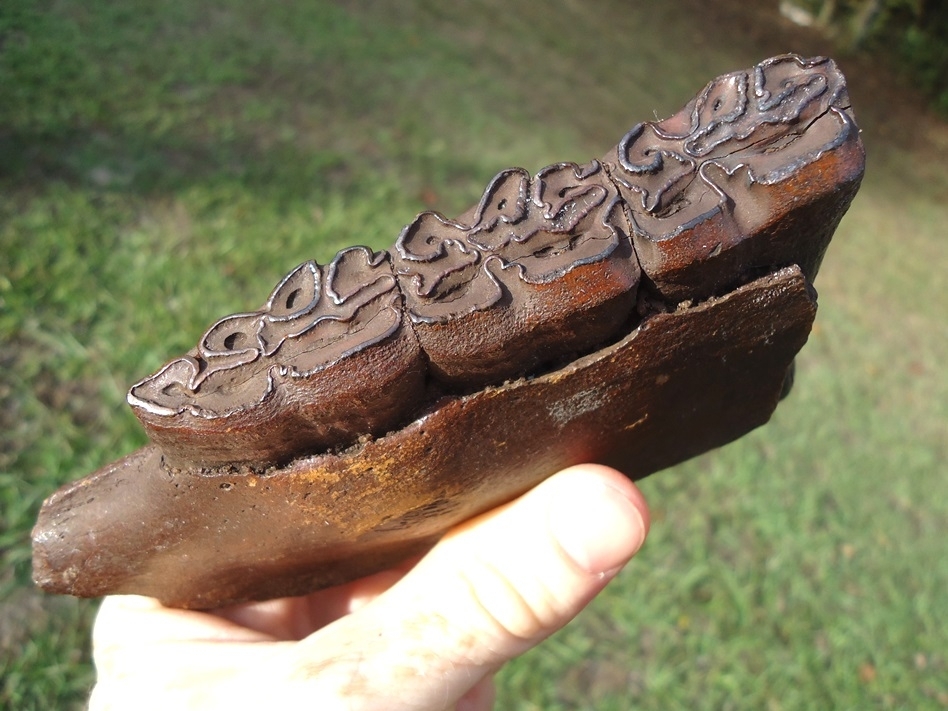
[129,54,864,464]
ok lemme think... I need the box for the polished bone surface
[32,55,865,608]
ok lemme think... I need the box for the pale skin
[90,464,650,711]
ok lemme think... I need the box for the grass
[2,0,946,708]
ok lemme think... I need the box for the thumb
[281,464,650,710]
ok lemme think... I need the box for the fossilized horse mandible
[33,55,865,609]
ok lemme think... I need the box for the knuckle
[455,552,563,648]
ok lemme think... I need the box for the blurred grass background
[1,0,946,708]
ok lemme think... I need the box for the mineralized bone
[32,55,865,609]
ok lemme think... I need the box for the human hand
[89,463,649,711]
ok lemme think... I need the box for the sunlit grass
[2,1,946,708]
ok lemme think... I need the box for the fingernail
[548,477,647,575]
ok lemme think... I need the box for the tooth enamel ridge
[127,54,863,471]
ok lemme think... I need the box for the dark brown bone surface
[32,55,865,609]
